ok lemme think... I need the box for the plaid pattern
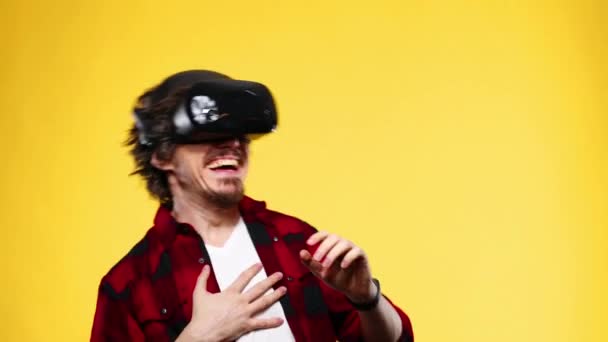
[91,196,414,341]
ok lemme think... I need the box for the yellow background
[1,0,606,341]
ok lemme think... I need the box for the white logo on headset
[190,95,220,124]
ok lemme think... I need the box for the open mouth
[206,158,241,174]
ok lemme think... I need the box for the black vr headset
[133,70,278,145]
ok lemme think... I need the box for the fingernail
[275,272,283,279]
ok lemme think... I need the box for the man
[91,70,414,341]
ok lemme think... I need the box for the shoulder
[240,196,319,238]
[98,226,164,294]
[264,207,317,236]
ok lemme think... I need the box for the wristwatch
[347,278,381,311]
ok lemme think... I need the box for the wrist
[177,324,218,342]
[346,278,381,311]
[347,279,377,303]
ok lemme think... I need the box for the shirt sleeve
[322,281,415,342]
[90,278,145,342]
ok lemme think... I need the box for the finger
[300,249,312,262]
[228,263,263,293]
[244,272,283,302]
[194,265,211,294]
[247,317,284,331]
[312,234,340,262]
[322,240,352,268]
[340,247,365,269]
[307,231,329,246]
[249,286,287,314]
[300,250,324,275]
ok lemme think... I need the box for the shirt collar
[151,195,269,248]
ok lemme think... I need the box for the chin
[208,191,244,208]
[205,181,244,208]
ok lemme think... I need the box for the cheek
[182,159,207,185]
[198,167,214,184]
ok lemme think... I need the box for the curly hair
[125,70,233,207]
[125,86,191,208]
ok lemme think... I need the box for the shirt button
[287,276,293,281]
[273,236,279,242]
[161,308,168,315]
[198,257,205,264]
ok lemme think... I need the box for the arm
[90,279,145,342]
[319,280,414,342]
[353,281,404,341]
[301,232,414,342]
[358,290,414,341]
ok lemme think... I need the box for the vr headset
[133,72,278,146]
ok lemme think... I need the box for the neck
[171,189,241,247]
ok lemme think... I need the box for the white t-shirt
[205,218,295,342]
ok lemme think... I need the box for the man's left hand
[299,231,376,304]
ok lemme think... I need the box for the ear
[151,151,175,171]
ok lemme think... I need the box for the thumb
[300,250,324,275]
[195,265,211,294]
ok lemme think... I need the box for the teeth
[208,159,239,169]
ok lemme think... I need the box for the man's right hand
[176,263,287,342]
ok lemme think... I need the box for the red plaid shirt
[91,196,414,341]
